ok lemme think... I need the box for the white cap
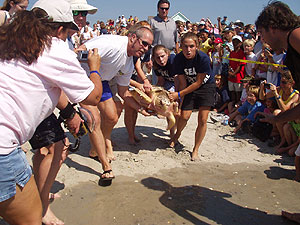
[232,35,242,42]
[199,21,205,25]
[69,0,97,14]
[32,0,79,30]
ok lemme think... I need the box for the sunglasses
[280,80,288,84]
[138,38,151,49]
[72,10,88,17]
[160,7,169,11]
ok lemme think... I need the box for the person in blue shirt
[169,32,215,161]
[228,85,265,133]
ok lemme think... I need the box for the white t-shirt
[245,52,257,76]
[0,38,94,154]
[267,52,285,86]
[84,35,134,86]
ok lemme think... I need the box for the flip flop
[100,170,115,181]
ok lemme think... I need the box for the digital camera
[77,50,89,61]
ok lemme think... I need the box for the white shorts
[228,81,242,92]
[295,144,300,157]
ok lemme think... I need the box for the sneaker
[210,113,225,123]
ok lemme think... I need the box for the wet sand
[50,163,299,225]
[1,111,300,225]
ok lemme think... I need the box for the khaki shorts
[228,81,243,92]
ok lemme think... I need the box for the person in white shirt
[0,0,102,224]
[79,25,153,163]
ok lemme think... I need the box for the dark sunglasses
[280,80,288,84]
[138,38,151,49]
[72,10,88,17]
[160,7,169,11]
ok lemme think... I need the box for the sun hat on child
[69,0,97,14]
[32,0,79,31]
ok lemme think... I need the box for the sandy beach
[1,111,300,225]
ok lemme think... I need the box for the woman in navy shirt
[169,32,215,161]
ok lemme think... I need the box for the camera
[77,50,89,61]
[264,83,271,89]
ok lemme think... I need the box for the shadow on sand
[141,177,291,225]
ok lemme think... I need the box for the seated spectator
[277,102,300,155]
[213,74,230,113]
[259,71,299,149]
[228,85,265,133]
[91,23,100,37]
[198,29,213,55]
[81,25,93,43]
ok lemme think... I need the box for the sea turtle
[130,86,179,130]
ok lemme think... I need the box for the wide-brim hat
[69,0,97,14]
[32,0,79,31]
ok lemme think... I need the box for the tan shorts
[109,78,123,102]
[228,81,243,92]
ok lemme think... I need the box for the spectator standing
[0,0,28,25]
[149,0,179,53]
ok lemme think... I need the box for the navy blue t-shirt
[154,54,176,82]
[174,50,214,89]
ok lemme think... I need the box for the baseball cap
[69,0,97,14]
[32,0,79,31]
[232,35,243,42]
[199,21,205,25]
[223,26,234,33]
[214,38,223,44]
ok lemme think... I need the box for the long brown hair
[1,0,23,11]
[0,8,72,64]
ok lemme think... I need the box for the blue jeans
[0,147,32,202]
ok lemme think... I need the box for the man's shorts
[181,83,216,110]
[0,147,32,202]
[296,144,300,157]
[228,81,243,92]
[29,113,65,149]
[101,80,114,102]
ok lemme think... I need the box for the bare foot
[42,207,64,225]
[134,135,140,143]
[49,193,61,202]
[168,137,178,148]
[282,210,300,223]
[295,175,300,182]
[276,147,289,155]
[191,151,200,161]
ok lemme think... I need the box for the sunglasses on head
[72,10,88,17]
[160,7,169,11]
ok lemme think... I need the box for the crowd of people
[0,0,300,224]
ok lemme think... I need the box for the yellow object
[214,56,287,67]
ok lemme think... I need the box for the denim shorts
[0,147,32,202]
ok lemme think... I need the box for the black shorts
[181,83,216,110]
[29,113,65,149]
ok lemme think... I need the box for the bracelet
[90,70,102,79]
[276,95,281,100]
[59,102,76,120]
[178,92,181,102]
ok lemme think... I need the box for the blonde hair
[181,32,199,47]
[243,39,255,48]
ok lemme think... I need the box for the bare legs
[124,104,139,145]
[0,176,42,225]
[169,106,210,161]
[33,140,68,225]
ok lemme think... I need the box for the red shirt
[228,49,246,83]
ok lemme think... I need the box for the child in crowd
[243,39,257,77]
[266,47,286,87]
[211,38,223,76]
[213,74,230,113]
[252,43,270,80]
[198,29,213,55]
[228,85,265,133]
[228,35,246,105]
[276,102,300,156]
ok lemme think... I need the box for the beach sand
[1,111,300,225]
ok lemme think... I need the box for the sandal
[100,170,115,181]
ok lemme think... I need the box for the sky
[1,0,299,26]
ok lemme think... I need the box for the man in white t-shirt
[79,26,153,162]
